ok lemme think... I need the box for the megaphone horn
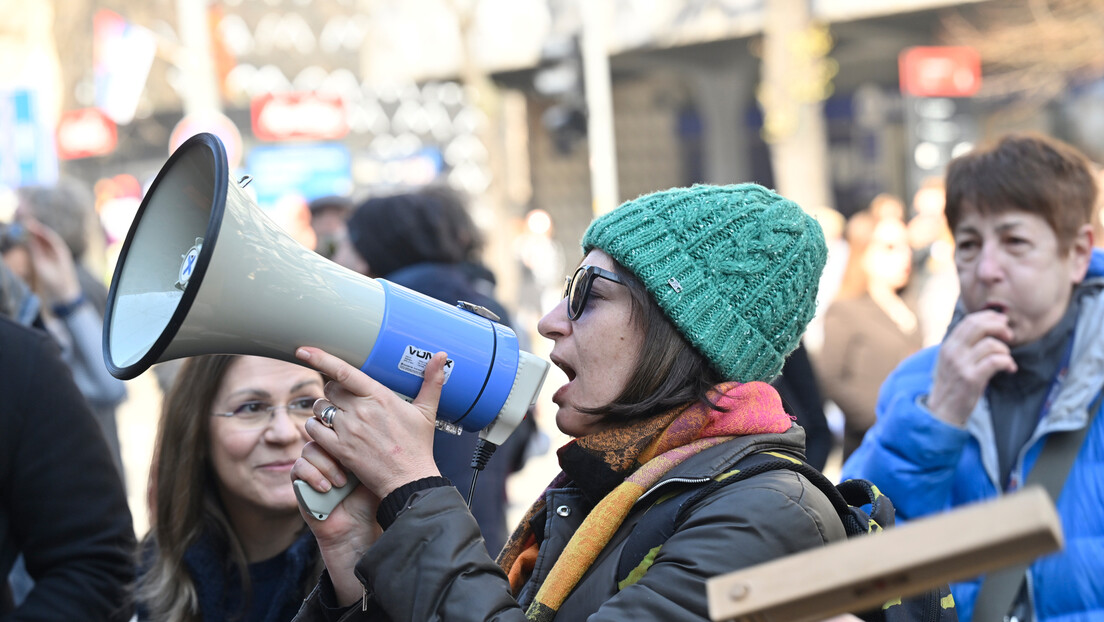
[104,133,549,517]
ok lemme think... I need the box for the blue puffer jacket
[842,250,1104,622]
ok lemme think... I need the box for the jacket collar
[965,277,1104,489]
[635,425,807,505]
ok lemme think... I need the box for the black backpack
[616,451,958,621]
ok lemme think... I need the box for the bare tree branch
[939,0,1104,105]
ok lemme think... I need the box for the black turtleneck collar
[987,289,1083,488]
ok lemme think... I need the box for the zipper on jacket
[923,587,939,622]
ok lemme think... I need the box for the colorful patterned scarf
[496,381,793,621]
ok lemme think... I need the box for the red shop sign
[899,46,981,98]
[56,108,117,159]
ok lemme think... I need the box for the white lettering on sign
[398,345,453,383]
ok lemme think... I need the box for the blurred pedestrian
[0,250,39,327]
[338,185,536,555]
[16,179,109,315]
[843,133,1104,621]
[803,204,847,355]
[868,192,906,222]
[308,195,353,261]
[0,216,126,473]
[906,177,959,346]
[137,355,325,622]
[818,210,922,460]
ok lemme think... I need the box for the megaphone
[104,132,550,519]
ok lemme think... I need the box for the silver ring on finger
[318,404,339,428]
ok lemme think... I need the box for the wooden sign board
[708,486,1062,622]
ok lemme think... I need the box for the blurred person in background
[906,177,959,346]
[16,179,109,314]
[272,194,317,251]
[817,209,922,461]
[137,355,325,622]
[0,250,40,327]
[308,195,354,261]
[1,264,135,620]
[0,216,126,474]
[867,192,906,222]
[843,133,1104,621]
[802,204,846,355]
[336,186,535,555]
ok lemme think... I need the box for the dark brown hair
[137,355,238,622]
[347,185,482,278]
[945,133,1097,253]
[577,259,727,425]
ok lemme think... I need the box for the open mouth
[551,356,576,382]
[983,302,1008,315]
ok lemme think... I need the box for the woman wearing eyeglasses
[290,184,847,621]
[137,355,326,622]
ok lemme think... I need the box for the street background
[4,0,1104,537]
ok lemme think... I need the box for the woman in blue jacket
[843,133,1104,622]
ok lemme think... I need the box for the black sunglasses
[562,265,625,320]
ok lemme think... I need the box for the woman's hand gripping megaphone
[291,346,448,522]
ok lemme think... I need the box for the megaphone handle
[293,472,360,521]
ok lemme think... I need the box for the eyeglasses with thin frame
[212,397,319,429]
[562,265,625,320]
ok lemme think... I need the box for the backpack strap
[614,452,955,621]
[972,384,1104,622]
[616,451,888,587]
[616,451,780,587]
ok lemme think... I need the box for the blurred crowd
[3,129,1104,621]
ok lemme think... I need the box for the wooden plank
[707,486,1063,622]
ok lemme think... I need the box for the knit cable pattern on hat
[583,183,827,382]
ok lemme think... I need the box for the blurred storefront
[9,0,1104,292]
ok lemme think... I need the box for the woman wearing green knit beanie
[292,183,853,622]
[582,183,827,383]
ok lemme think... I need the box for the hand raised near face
[927,309,1017,427]
[23,218,81,305]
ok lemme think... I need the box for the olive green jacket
[294,425,845,621]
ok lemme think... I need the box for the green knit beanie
[582,183,827,383]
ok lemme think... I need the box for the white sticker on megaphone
[398,345,454,383]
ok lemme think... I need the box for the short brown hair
[945,133,1097,253]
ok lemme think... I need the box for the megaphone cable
[465,438,498,508]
